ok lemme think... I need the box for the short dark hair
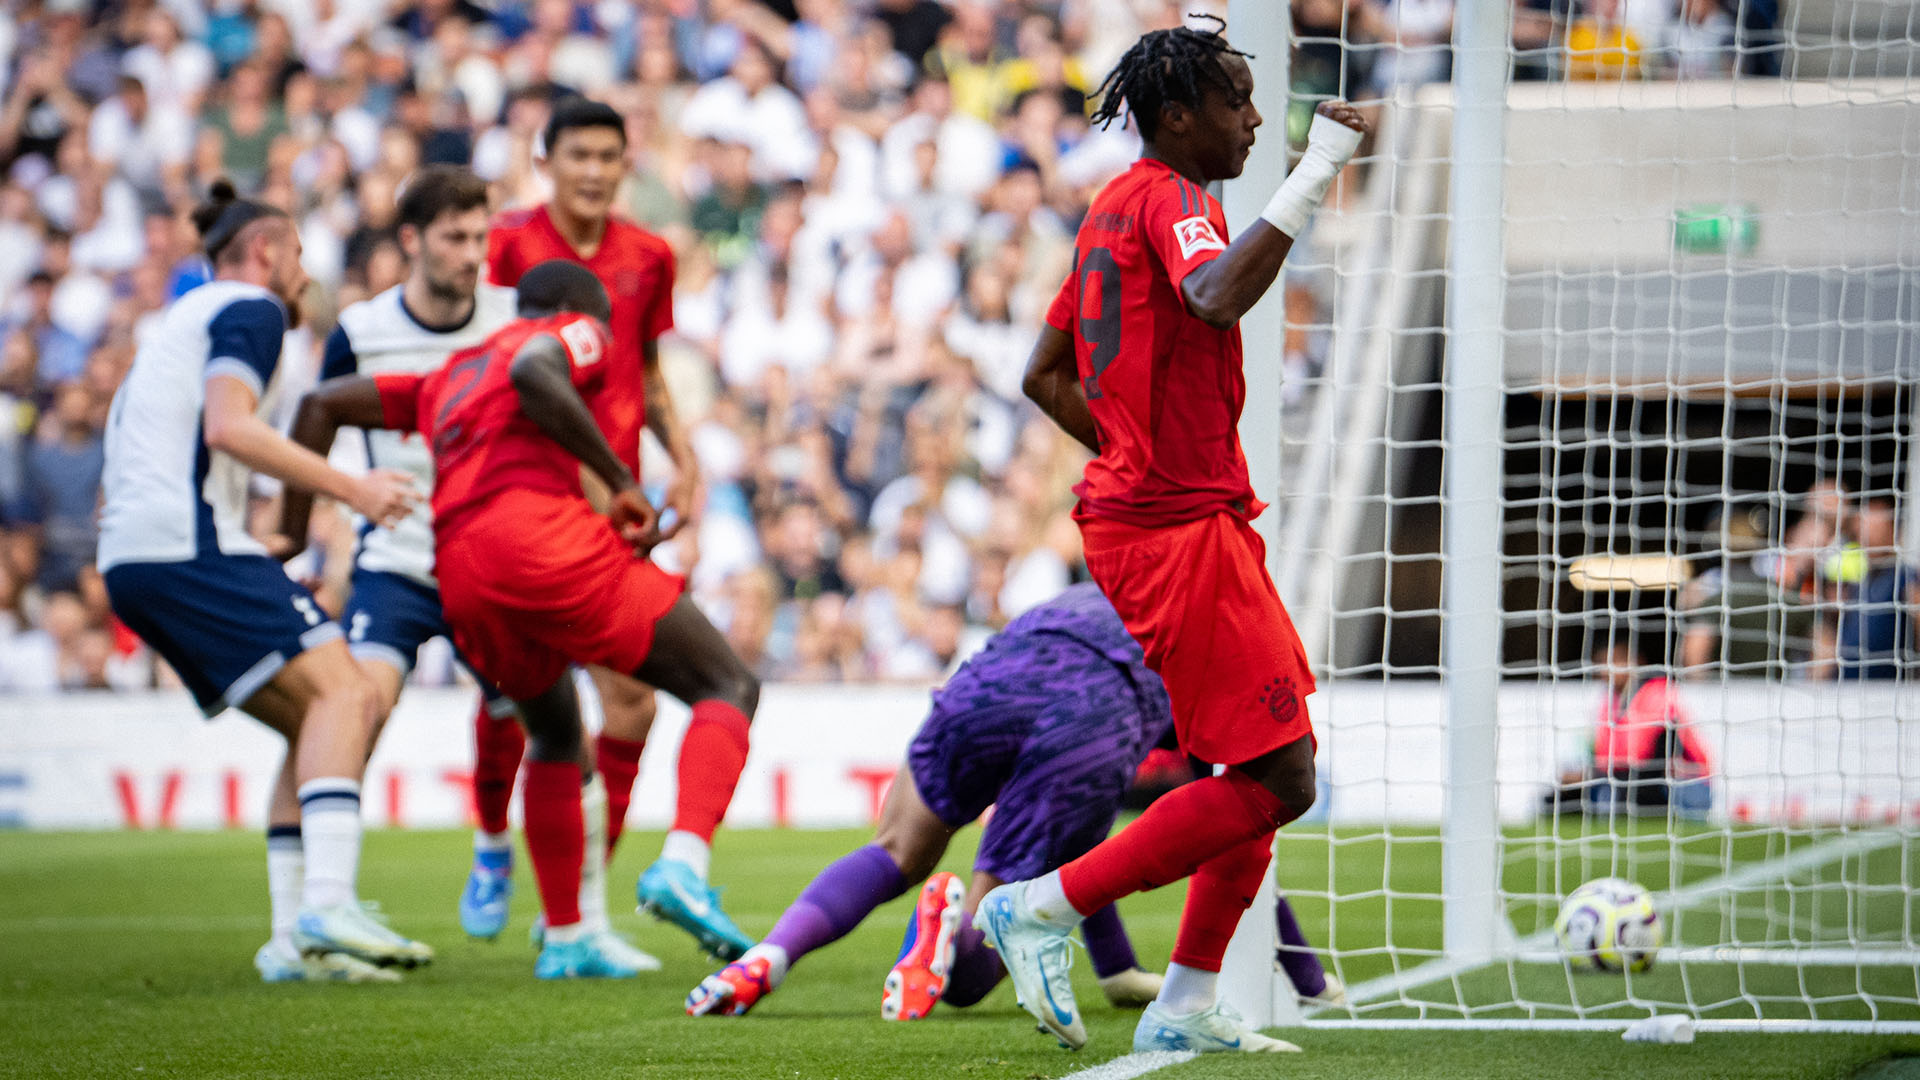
[516,259,611,322]
[542,96,625,157]
[1091,16,1253,141]
[395,164,491,232]
[191,178,289,265]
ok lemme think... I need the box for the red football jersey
[374,313,612,536]
[487,206,675,474]
[1045,158,1262,528]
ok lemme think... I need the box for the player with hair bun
[99,179,430,983]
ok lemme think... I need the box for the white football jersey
[98,281,288,571]
[323,283,517,587]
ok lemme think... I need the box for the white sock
[1023,871,1082,930]
[266,825,303,946]
[474,829,513,855]
[741,942,790,988]
[545,920,586,945]
[1157,962,1219,1015]
[297,778,362,909]
[661,829,711,881]
[579,775,609,933]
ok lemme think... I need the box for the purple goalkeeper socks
[940,909,1005,1007]
[1081,903,1138,977]
[1274,895,1328,997]
[763,844,909,964]
[942,901,1139,1007]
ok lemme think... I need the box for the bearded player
[980,22,1369,1054]
[468,98,750,960]
[280,165,657,971]
[290,261,760,978]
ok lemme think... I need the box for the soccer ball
[1554,877,1663,973]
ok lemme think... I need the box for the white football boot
[1132,999,1303,1054]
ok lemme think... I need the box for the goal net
[1233,0,1920,1032]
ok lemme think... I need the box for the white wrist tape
[1261,113,1366,238]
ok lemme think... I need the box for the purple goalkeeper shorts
[906,632,1154,883]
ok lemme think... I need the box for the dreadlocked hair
[1090,15,1253,141]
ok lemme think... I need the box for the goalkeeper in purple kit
[687,583,1171,1019]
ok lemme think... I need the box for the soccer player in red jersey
[474,98,755,959]
[290,261,762,979]
[975,22,1370,1054]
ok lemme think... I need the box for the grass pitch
[2,827,1916,1079]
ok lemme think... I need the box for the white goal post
[1223,0,1920,1034]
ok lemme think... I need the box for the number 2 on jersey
[1076,247,1122,399]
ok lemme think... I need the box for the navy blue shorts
[105,554,343,717]
[907,633,1155,882]
[342,568,510,711]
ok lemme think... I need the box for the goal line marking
[1061,1050,1198,1080]
[1316,829,1907,1015]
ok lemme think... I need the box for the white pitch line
[1315,828,1907,1015]
[1061,1051,1198,1080]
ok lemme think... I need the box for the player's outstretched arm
[509,335,662,551]
[1022,323,1100,455]
[1180,101,1369,330]
[205,374,417,555]
[278,375,410,554]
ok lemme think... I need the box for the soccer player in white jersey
[98,180,432,981]
[300,168,515,734]
[280,164,658,973]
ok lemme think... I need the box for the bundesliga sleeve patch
[1173,215,1227,260]
[559,319,604,367]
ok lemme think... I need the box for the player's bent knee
[875,826,944,882]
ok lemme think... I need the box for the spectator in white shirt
[721,265,835,397]
[88,75,194,197]
[120,9,215,115]
[682,38,815,182]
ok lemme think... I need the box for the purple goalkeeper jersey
[910,582,1173,880]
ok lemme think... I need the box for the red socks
[595,733,645,853]
[471,702,526,835]
[1170,830,1276,971]
[522,761,585,928]
[1060,769,1288,916]
[671,700,751,842]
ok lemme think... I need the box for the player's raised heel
[459,852,513,940]
[1099,967,1164,1007]
[254,939,400,984]
[294,903,434,969]
[976,882,1086,1050]
[1132,1000,1302,1054]
[534,935,643,979]
[636,859,753,961]
[882,871,966,1021]
[686,956,776,1016]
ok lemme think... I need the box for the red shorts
[1080,511,1316,765]
[435,490,684,701]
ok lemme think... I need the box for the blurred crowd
[0,0,1802,694]
[1293,0,1782,105]
[0,0,1231,693]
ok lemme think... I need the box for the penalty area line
[1061,1050,1198,1080]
